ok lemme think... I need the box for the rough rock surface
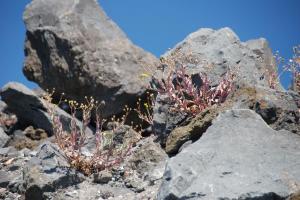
[124,136,168,189]
[165,105,220,155]
[152,94,189,146]
[166,86,300,154]
[23,0,158,118]
[47,180,159,200]
[163,27,279,89]
[0,82,93,136]
[24,141,85,200]
[230,86,300,134]
[8,129,48,150]
[0,101,6,112]
[0,127,10,148]
[153,27,282,140]
[158,109,300,200]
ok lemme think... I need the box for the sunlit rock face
[23,0,158,118]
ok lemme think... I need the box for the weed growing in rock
[134,92,155,126]
[150,49,235,116]
[43,91,135,175]
[287,46,300,92]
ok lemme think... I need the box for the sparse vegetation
[150,49,235,116]
[134,92,155,126]
[43,91,135,175]
[267,45,300,92]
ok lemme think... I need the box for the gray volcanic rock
[23,0,158,118]
[153,28,286,139]
[163,27,279,89]
[232,86,300,134]
[0,82,93,136]
[124,136,168,190]
[165,86,300,155]
[158,109,300,200]
[0,127,10,148]
[24,141,84,200]
[0,170,10,188]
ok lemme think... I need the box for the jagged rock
[47,178,161,200]
[158,109,300,200]
[0,147,18,158]
[93,170,112,184]
[124,136,168,191]
[124,172,147,193]
[0,144,39,195]
[231,86,300,134]
[0,188,21,200]
[0,171,10,188]
[0,82,93,136]
[47,180,135,200]
[152,94,189,146]
[289,90,300,111]
[24,126,48,140]
[165,105,220,155]
[23,0,158,118]
[163,28,279,89]
[153,27,282,140]
[0,127,9,148]
[24,141,84,200]
[106,124,141,146]
[8,129,46,150]
[0,101,6,113]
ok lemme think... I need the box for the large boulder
[158,109,300,200]
[23,0,158,118]
[162,27,279,89]
[0,82,94,136]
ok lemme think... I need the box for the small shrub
[150,49,235,116]
[43,92,134,175]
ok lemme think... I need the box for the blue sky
[0,0,299,89]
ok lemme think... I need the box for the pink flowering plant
[150,50,235,116]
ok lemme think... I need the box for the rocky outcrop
[0,82,93,136]
[153,27,282,140]
[23,0,158,118]
[0,127,9,148]
[158,109,300,200]
[1,0,298,198]
[124,136,168,192]
[163,28,279,89]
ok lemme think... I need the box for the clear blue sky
[0,0,299,89]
